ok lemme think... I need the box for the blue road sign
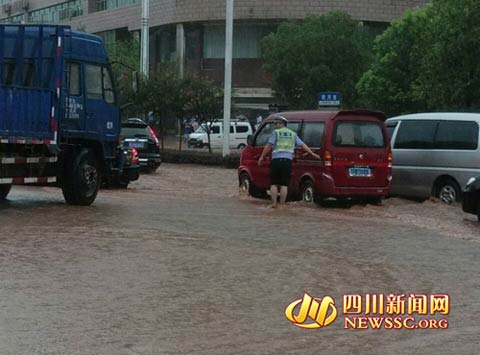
[318,92,341,106]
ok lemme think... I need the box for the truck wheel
[62,149,100,206]
[0,184,12,201]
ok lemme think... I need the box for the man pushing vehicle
[258,116,320,208]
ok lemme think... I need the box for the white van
[386,113,480,203]
[188,121,253,149]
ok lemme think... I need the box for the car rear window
[333,121,385,148]
[122,126,150,138]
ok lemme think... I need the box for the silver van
[386,113,480,203]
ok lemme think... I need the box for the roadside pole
[223,0,234,157]
[140,0,150,79]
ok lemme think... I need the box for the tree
[183,78,223,153]
[106,40,141,114]
[357,0,480,115]
[135,69,186,150]
[416,0,480,110]
[262,12,374,109]
[135,70,223,152]
[356,7,432,116]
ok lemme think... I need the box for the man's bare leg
[279,186,288,204]
[270,185,278,207]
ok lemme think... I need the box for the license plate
[129,141,145,149]
[349,167,372,177]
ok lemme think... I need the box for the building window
[96,0,136,12]
[97,30,116,45]
[28,0,83,24]
[203,24,275,59]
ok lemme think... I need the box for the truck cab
[0,25,135,205]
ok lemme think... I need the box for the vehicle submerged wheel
[0,184,12,201]
[239,172,266,198]
[301,180,316,203]
[62,149,100,206]
[436,178,461,204]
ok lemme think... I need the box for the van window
[211,125,220,134]
[334,121,385,148]
[301,122,325,147]
[434,121,478,150]
[230,125,234,133]
[236,125,249,133]
[255,122,301,146]
[255,123,275,146]
[394,120,437,149]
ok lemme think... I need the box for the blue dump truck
[0,24,138,205]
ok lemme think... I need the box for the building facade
[1,0,430,111]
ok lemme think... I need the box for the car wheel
[436,178,461,204]
[237,143,246,150]
[301,180,316,204]
[0,184,12,201]
[239,172,266,198]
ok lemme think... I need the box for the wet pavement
[0,163,479,355]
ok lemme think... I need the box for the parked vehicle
[0,24,135,205]
[462,176,480,222]
[386,113,480,204]
[121,118,161,173]
[238,110,392,203]
[188,121,253,149]
[103,147,140,188]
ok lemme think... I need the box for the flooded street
[0,163,479,355]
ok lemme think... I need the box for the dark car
[103,146,140,189]
[121,118,162,173]
[462,176,480,222]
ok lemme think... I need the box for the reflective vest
[273,127,295,153]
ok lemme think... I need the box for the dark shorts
[270,158,292,186]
